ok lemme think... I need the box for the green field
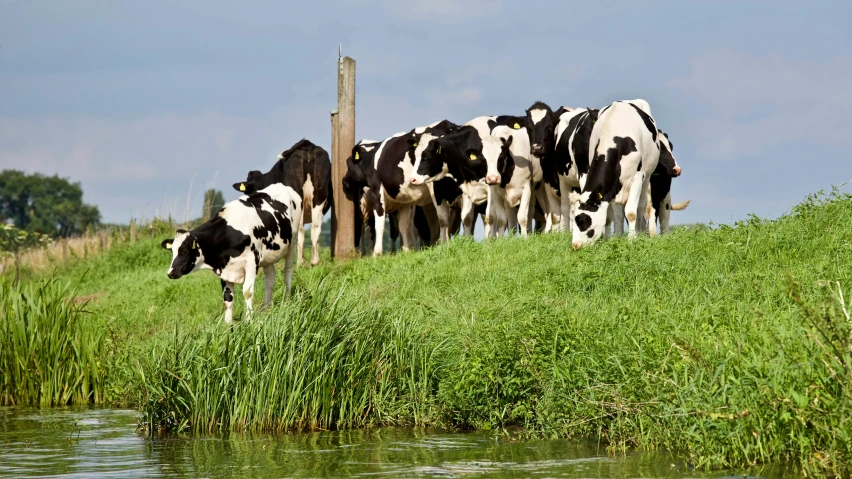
[2,189,851,477]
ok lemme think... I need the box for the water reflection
[0,407,793,478]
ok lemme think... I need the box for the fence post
[130,218,137,245]
[330,110,339,256]
[332,51,356,258]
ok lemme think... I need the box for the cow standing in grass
[552,107,600,232]
[233,139,330,266]
[524,101,572,232]
[345,121,459,254]
[571,99,662,248]
[409,124,505,237]
[161,183,302,323]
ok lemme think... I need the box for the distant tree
[202,188,226,221]
[0,170,101,238]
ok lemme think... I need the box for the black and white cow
[409,123,506,237]
[467,115,538,237]
[551,107,600,231]
[524,101,572,232]
[232,139,331,266]
[571,99,662,248]
[161,183,302,323]
[345,121,460,254]
[645,129,685,236]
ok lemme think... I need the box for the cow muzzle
[167,269,179,279]
[673,166,682,177]
[486,175,501,185]
[572,242,583,251]
[409,177,421,185]
[531,144,543,156]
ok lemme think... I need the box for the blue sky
[1,0,850,225]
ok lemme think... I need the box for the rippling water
[0,407,795,478]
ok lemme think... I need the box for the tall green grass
[136,282,442,435]
[0,278,105,406]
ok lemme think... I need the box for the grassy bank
[2,189,851,476]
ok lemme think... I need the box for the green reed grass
[0,278,105,406]
[136,280,443,435]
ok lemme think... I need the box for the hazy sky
[2,0,851,225]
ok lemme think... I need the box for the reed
[0,277,105,406]
[136,280,442,435]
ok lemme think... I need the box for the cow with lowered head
[161,183,302,323]
[571,99,663,248]
[233,139,331,266]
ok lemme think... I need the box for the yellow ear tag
[413,142,418,147]
[165,242,172,249]
[239,183,246,191]
[192,240,197,249]
[354,152,360,161]
[437,146,441,154]
[597,192,603,200]
[513,122,521,129]
[469,153,477,160]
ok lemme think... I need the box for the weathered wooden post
[330,109,339,255]
[331,48,356,258]
[130,218,137,245]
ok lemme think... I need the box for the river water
[0,407,795,478]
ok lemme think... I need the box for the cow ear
[233,181,247,192]
[465,149,480,161]
[161,239,174,250]
[407,138,419,149]
[431,140,442,155]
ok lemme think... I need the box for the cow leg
[242,260,258,321]
[658,191,672,235]
[262,265,276,309]
[373,210,386,256]
[625,172,646,239]
[310,201,324,265]
[558,177,573,233]
[461,195,476,236]
[612,203,625,236]
[398,205,417,251]
[506,203,518,236]
[297,210,306,266]
[389,213,400,252]
[534,186,549,232]
[282,237,298,302]
[221,280,235,324]
[544,184,561,232]
[517,183,532,238]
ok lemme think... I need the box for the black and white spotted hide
[161,183,302,323]
[233,139,330,266]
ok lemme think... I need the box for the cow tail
[671,200,690,210]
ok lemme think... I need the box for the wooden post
[130,219,137,245]
[330,110,339,255]
[332,52,356,258]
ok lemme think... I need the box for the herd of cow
[161,99,688,322]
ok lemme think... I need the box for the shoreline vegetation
[1,189,851,477]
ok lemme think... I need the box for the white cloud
[666,49,852,159]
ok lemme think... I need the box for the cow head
[233,170,264,195]
[486,135,514,186]
[411,134,448,185]
[656,130,681,177]
[524,101,556,158]
[343,145,369,201]
[161,229,205,279]
[571,188,608,250]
